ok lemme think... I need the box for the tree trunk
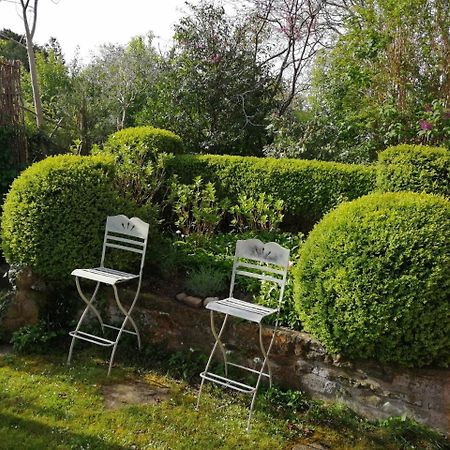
[22,4,44,130]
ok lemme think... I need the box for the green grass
[0,346,448,450]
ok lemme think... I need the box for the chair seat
[206,297,277,323]
[71,267,138,285]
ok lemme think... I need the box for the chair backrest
[100,215,149,274]
[230,239,290,309]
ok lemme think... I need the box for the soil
[102,379,170,410]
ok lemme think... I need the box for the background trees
[0,0,448,161]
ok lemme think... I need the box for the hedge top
[167,154,376,230]
[377,144,450,196]
[104,126,184,158]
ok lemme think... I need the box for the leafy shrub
[167,154,375,230]
[10,322,59,353]
[103,126,184,156]
[185,266,228,298]
[294,192,450,367]
[1,154,155,285]
[168,176,224,235]
[94,126,182,205]
[377,144,450,197]
[229,193,284,232]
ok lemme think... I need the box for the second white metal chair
[67,215,149,375]
[196,238,290,431]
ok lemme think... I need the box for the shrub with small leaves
[167,154,375,230]
[1,154,156,285]
[294,191,450,367]
[94,126,183,204]
[377,144,450,197]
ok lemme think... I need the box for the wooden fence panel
[0,59,27,165]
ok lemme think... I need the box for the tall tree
[138,2,278,155]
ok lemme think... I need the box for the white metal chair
[196,238,290,431]
[67,215,149,375]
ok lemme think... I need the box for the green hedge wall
[377,144,450,197]
[167,155,376,229]
[294,191,450,367]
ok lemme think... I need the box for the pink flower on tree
[419,119,432,131]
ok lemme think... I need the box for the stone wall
[109,290,450,437]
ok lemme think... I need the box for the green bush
[1,154,155,285]
[167,155,375,230]
[377,144,450,197]
[294,191,450,367]
[94,126,183,205]
[103,126,184,157]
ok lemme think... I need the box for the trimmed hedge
[294,191,450,367]
[1,154,155,285]
[167,155,376,229]
[102,126,184,160]
[377,144,450,197]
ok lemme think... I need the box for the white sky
[0,0,192,63]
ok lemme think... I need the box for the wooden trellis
[0,59,27,165]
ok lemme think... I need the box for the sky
[0,0,192,63]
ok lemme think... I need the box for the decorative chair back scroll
[230,238,290,307]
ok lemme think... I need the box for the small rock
[203,297,219,307]
[181,295,203,308]
[175,292,187,302]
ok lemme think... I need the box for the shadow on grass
[0,412,128,450]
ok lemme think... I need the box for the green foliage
[304,0,450,159]
[229,193,284,232]
[168,154,376,230]
[294,191,450,367]
[185,266,228,298]
[1,154,154,285]
[168,176,224,235]
[136,3,277,155]
[377,144,450,196]
[95,126,182,204]
[103,126,184,156]
[10,322,59,353]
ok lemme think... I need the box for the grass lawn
[0,345,448,450]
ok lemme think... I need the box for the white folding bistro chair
[196,238,290,431]
[67,215,149,376]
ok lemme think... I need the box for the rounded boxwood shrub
[294,191,450,367]
[95,126,183,205]
[377,144,450,197]
[1,154,154,285]
[102,126,184,160]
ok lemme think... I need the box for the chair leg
[210,310,229,377]
[107,284,142,375]
[246,322,277,432]
[67,280,101,365]
[196,312,229,410]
